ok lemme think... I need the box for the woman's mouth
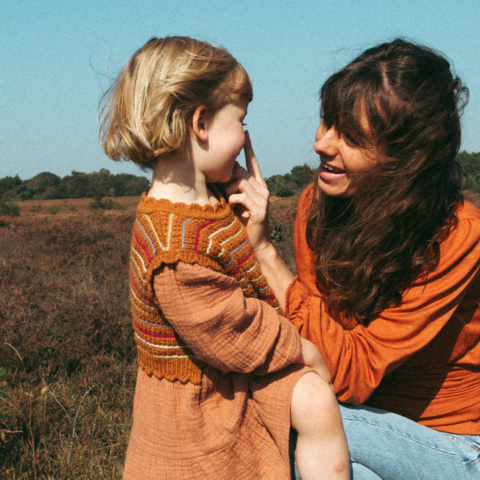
[320,162,345,174]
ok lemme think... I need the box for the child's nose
[314,124,340,157]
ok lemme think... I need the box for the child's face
[202,100,248,183]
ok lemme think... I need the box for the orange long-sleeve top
[286,185,480,434]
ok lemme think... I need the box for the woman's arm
[289,191,480,403]
[227,132,293,310]
[252,243,293,312]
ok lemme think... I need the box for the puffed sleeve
[153,262,302,375]
[287,187,480,404]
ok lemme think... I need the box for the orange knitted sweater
[130,192,283,384]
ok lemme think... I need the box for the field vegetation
[0,209,136,478]
[0,192,299,479]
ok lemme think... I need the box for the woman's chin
[317,175,350,198]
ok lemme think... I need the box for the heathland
[1,160,480,478]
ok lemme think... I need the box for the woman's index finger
[244,131,267,186]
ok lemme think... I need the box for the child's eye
[242,122,247,127]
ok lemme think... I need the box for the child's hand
[226,132,271,255]
[298,338,332,387]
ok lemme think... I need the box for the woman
[228,39,480,479]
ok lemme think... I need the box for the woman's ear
[191,105,209,143]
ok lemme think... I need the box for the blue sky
[1,0,479,181]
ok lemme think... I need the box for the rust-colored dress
[288,185,480,434]
[124,262,308,480]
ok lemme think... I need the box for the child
[99,36,349,480]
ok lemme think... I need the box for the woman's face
[314,121,378,198]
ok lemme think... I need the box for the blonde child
[99,36,349,480]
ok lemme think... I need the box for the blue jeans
[289,403,480,479]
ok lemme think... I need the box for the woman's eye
[242,122,247,127]
[344,133,360,147]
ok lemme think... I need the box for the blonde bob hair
[99,36,253,170]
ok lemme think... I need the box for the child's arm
[154,262,302,375]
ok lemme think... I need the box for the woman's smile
[320,162,345,174]
[319,161,346,176]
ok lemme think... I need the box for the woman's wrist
[252,239,277,264]
[252,241,294,311]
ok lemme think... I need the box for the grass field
[0,194,298,479]
[0,207,137,479]
[15,197,140,218]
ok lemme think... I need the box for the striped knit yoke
[130,193,284,384]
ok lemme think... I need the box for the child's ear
[191,105,209,142]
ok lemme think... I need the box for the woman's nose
[314,124,339,156]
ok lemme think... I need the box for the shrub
[276,185,294,197]
[29,205,42,213]
[0,200,21,216]
[270,219,285,244]
[48,206,60,215]
[91,196,118,211]
[68,204,77,212]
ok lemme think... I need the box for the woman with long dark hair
[229,39,480,479]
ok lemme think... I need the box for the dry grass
[0,211,138,479]
[19,197,140,219]
[0,195,298,479]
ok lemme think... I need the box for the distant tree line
[265,165,315,197]
[1,151,479,202]
[0,169,150,201]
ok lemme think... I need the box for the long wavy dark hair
[306,38,469,325]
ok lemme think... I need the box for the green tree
[25,172,61,189]
[290,165,313,189]
[457,151,480,193]
[20,172,62,199]
[57,171,90,198]
[0,175,22,200]
[276,185,294,197]
[265,165,314,196]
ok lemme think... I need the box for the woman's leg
[291,372,350,479]
[340,403,480,480]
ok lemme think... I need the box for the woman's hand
[298,338,332,387]
[227,132,294,311]
[226,132,272,255]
